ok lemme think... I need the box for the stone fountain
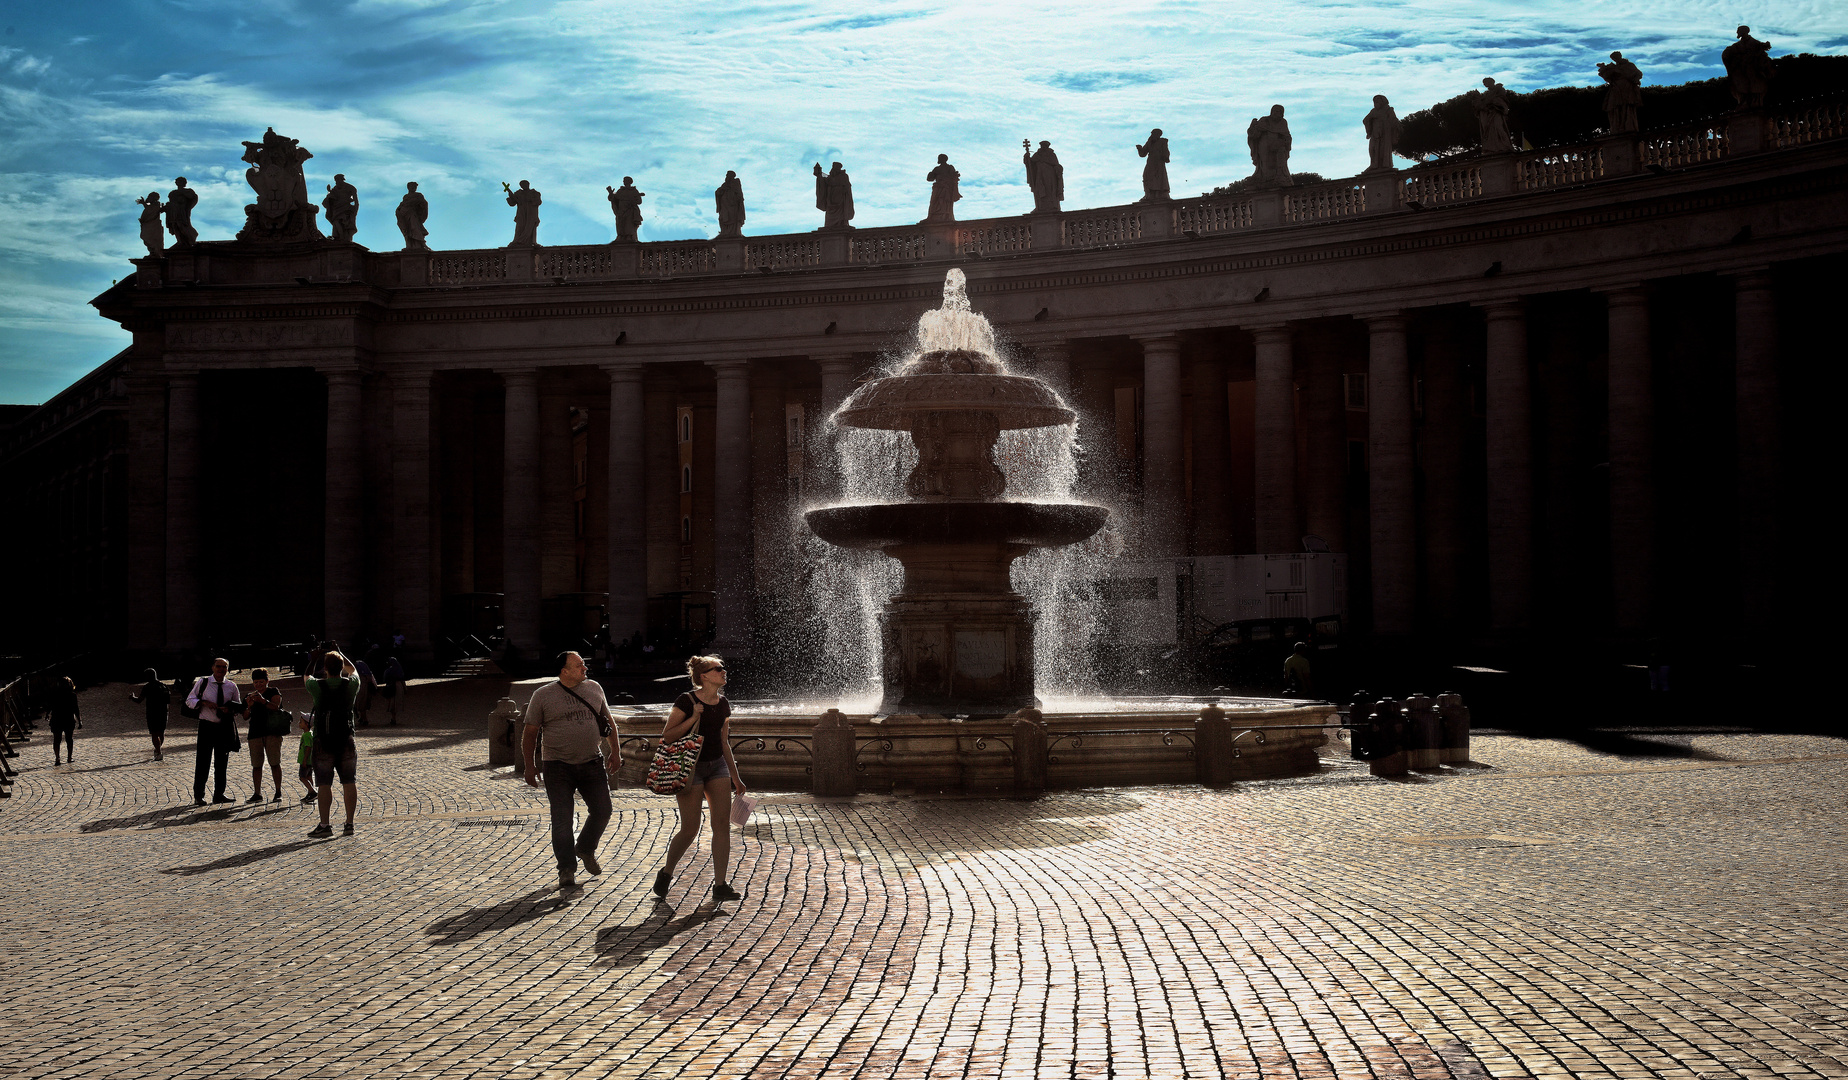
[805,269,1108,715]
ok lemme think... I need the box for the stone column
[1605,287,1654,634]
[1188,354,1231,555]
[163,371,201,652]
[1366,315,1415,634]
[1072,358,1118,500]
[125,374,166,653]
[1734,271,1779,635]
[1482,301,1533,632]
[392,370,435,660]
[708,360,754,653]
[1137,336,1185,557]
[1302,338,1346,551]
[1033,342,1072,399]
[1419,317,1468,628]
[644,372,679,601]
[323,369,365,647]
[750,362,788,616]
[605,363,647,641]
[500,369,541,662]
[1252,325,1298,553]
[814,356,861,499]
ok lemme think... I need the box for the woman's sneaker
[308,823,333,838]
[652,869,671,897]
[712,882,743,903]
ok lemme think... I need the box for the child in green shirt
[296,718,316,803]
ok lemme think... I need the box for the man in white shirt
[186,657,243,805]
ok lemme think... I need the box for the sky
[1,1,1843,404]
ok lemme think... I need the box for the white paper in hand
[730,793,758,827]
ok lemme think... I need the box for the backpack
[312,677,354,741]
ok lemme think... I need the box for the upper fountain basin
[805,501,1109,550]
[836,350,1073,431]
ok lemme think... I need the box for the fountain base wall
[880,592,1037,714]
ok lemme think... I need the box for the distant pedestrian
[522,651,617,891]
[241,669,290,803]
[130,668,171,760]
[47,677,80,765]
[352,654,377,728]
[651,654,747,904]
[305,651,361,837]
[294,715,317,804]
[186,658,243,804]
[1282,641,1315,697]
[379,656,406,725]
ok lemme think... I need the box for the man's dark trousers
[543,759,612,875]
[193,720,231,800]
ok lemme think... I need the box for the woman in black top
[240,668,289,803]
[130,668,171,760]
[47,676,80,765]
[651,654,747,904]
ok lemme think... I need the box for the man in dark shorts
[523,651,617,890]
[305,651,361,837]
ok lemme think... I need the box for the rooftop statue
[714,170,745,238]
[135,192,165,259]
[164,177,198,248]
[814,161,855,230]
[396,182,429,251]
[923,154,961,224]
[1137,128,1171,202]
[1023,139,1063,213]
[1246,105,1294,187]
[1599,51,1643,133]
[1722,25,1774,109]
[1363,96,1401,173]
[322,173,359,243]
[607,177,645,243]
[1474,78,1513,154]
[505,180,541,248]
[236,127,323,242]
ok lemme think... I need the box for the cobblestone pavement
[2,682,1844,1079]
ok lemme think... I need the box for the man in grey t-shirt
[523,651,617,890]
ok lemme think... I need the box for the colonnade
[137,267,1786,660]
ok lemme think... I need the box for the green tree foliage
[1393,52,1848,162]
[1207,171,1326,196]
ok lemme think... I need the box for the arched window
[681,516,692,542]
[681,465,692,492]
[680,414,691,442]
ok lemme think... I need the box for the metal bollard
[1195,703,1235,788]
[811,708,857,796]
[1436,691,1471,764]
[1367,698,1407,777]
[1011,708,1048,800]
[1404,693,1441,769]
[487,697,522,768]
[1346,691,1375,760]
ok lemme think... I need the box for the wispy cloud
[1,0,1843,402]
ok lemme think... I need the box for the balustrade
[428,252,507,285]
[955,223,1032,256]
[639,243,717,277]
[1062,211,1142,249]
[850,231,928,264]
[535,248,614,280]
[1641,123,1728,167]
[1517,147,1603,190]
[1174,200,1252,234]
[1775,99,1847,148]
[745,239,823,270]
[1284,182,1366,222]
[1401,165,1482,206]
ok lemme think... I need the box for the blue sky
[2,1,1842,404]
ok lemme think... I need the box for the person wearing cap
[241,669,290,803]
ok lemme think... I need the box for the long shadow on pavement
[160,837,328,875]
[594,901,725,969]
[425,888,573,944]
[81,802,292,834]
[366,730,479,756]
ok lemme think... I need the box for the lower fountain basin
[805,501,1109,550]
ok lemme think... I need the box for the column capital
[1477,298,1526,322]
[706,358,752,377]
[320,366,365,384]
[391,367,435,389]
[600,361,645,382]
[1133,333,1183,355]
[1249,323,1294,343]
[1600,285,1651,307]
[814,355,863,374]
[1732,267,1776,292]
[1361,312,1410,333]
[497,368,539,386]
